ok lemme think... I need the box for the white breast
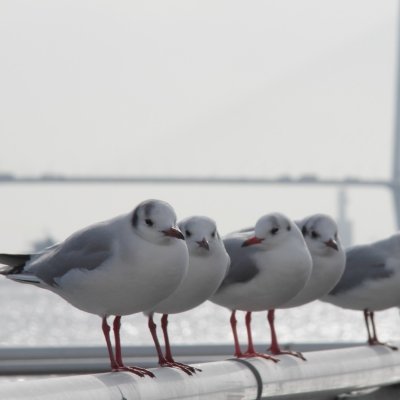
[151,246,230,314]
[212,239,312,312]
[281,248,346,308]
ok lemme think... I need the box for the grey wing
[329,244,393,295]
[294,218,305,230]
[227,226,254,235]
[236,226,254,233]
[218,236,260,289]
[28,224,114,286]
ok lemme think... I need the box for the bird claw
[368,339,398,351]
[171,361,202,373]
[269,349,306,361]
[112,365,155,378]
[240,351,280,363]
[159,360,198,375]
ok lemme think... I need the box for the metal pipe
[1,343,400,399]
[393,2,400,229]
[0,174,393,188]
[0,360,259,400]
[0,343,360,375]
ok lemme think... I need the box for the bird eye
[185,230,192,237]
[211,230,216,238]
[311,230,319,239]
[270,227,279,235]
[145,219,154,227]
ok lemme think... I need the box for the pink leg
[112,316,155,377]
[102,316,119,370]
[161,314,200,373]
[230,310,244,357]
[148,314,193,375]
[364,309,374,344]
[113,316,123,366]
[243,312,278,362]
[161,314,173,361]
[245,311,255,353]
[267,309,306,361]
[365,310,397,351]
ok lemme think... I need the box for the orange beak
[242,236,264,247]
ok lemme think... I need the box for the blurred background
[0,0,399,349]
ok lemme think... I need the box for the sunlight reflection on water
[0,279,399,348]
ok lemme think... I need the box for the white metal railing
[0,342,358,375]
[1,343,400,399]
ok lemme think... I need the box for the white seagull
[0,199,189,377]
[146,216,230,375]
[283,214,345,306]
[211,212,312,361]
[269,214,346,359]
[322,233,400,350]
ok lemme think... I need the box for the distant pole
[393,1,400,230]
[337,187,352,246]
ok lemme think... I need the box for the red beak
[162,227,185,240]
[242,236,264,247]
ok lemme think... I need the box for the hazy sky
[1,0,397,177]
[0,0,399,249]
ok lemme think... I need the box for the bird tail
[5,274,41,285]
[0,253,45,286]
[0,253,31,274]
[0,253,43,285]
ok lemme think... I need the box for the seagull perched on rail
[0,199,189,377]
[146,216,230,375]
[267,214,346,359]
[322,233,400,350]
[211,212,312,361]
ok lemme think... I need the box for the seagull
[211,212,312,361]
[146,216,230,375]
[322,232,400,350]
[271,214,346,359]
[284,214,345,306]
[0,199,189,377]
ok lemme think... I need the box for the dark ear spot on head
[287,225,291,231]
[301,225,307,236]
[131,209,139,227]
[144,201,155,218]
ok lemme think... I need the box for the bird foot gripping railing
[1,343,400,399]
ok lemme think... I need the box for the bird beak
[162,227,185,240]
[196,238,210,251]
[325,238,339,251]
[242,236,264,247]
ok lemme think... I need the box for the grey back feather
[218,235,260,289]
[329,244,393,295]
[27,224,114,286]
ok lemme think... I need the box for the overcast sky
[1,0,397,178]
[0,0,399,249]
